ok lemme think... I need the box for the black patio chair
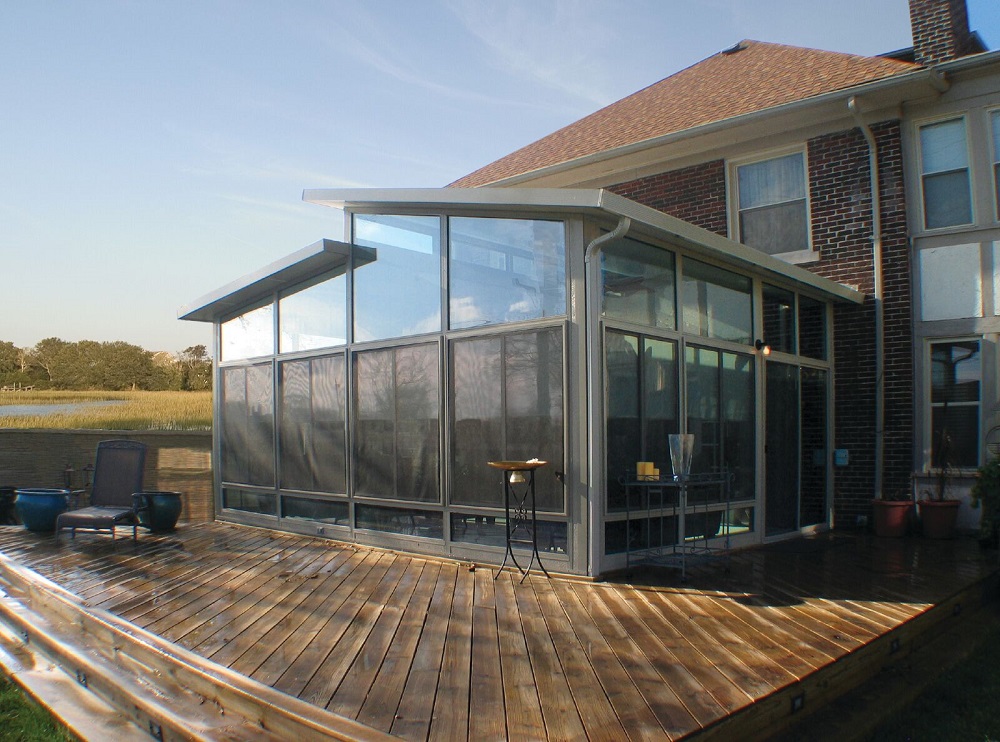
[56,439,147,541]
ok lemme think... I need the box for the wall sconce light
[754,339,771,356]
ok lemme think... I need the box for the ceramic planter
[919,499,960,539]
[137,491,183,532]
[873,499,912,537]
[14,488,69,532]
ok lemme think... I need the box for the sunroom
[180,188,862,577]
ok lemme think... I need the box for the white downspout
[848,96,885,501]
[584,216,631,576]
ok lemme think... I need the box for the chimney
[909,0,976,65]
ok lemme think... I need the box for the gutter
[848,96,886,502]
[583,217,631,576]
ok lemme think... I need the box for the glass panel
[643,339,679,477]
[930,340,980,468]
[762,285,795,354]
[220,365,274,487]
[355,504,443,539]
[221,304,274,361]
[738,153,806,208]
[992,111,1000,216]
[449,217,566,329]
[223,488,277,515]
[281,496,349,525]
[686,346,720,475]
[450,513,567,553]
[601,237,676,330]
[765,362,800,536]
[451,336,503,508]
[800,368,827,527]
[353,214,441,341]
[354,344,440,502]
[722,353,756,502]
[739,200,809,255]
[681,259,752,344]
[606,332,641,512]
[798,296,827,360]
[924,170,973,229]
[279,355,346,493]
[920,119,969,174]
[279,272,347,352]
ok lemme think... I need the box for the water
[0,400,124,417]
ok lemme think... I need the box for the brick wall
[0,429,214,522]
[909,0,975,66]
[606,120,912,529]
[609,160,729,236]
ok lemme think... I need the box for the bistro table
[487,460,550,582]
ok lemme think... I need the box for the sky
[3,1,998,354]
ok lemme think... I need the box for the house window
[221,303,274,361]
[991,111,1000,219]
[735,152,809,256]
[929,340,980,469]
[919,118,972,230]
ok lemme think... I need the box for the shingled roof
[451,40,919,188]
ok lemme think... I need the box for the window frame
[990,108,1000,222]
[917,115,974,231]
[925,337,982,471]
[729,147,814,263]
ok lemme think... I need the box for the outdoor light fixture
[754,339,771,356]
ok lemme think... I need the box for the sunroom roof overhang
[303,187,865,305]
[179,238,373,323]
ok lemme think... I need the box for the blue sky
[3,1,997,353]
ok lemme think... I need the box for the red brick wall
[909,0,974,66]
[609,160,729,237]
[607,120,912,529]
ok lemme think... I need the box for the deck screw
[791,693,805,713]
[75,670,87,688]
[890,638,900,654]
[148,721,163,741]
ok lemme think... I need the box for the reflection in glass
[223,488,277,515]
[450,513,566,553]
[353,214,441,341]
[930,340,980,467]
[220,365,274,487]
[800,368,827,527]
[449,217,566,329]
[279,355,346,493]
[450,328,564,512]
[601,237,676,329]
[279,272,347,352]
[221,304,274,361]
[355,504,443,539]
[681,259,752,344]
[762,284,795,354]
[765,362,800,536]
[798,296,827,360]
[354,344,440,502]
[281,496,349,524]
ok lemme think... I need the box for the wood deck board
[0,524,995,741]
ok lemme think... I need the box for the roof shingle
[450,40,918,187]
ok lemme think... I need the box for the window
[221,304,274,361]
[929,340,980,468]
[762,285,795,354]
[449,217,566,329]
[991,111,1000,218]
[354,343,440,502]
[920,118,972,229]
[681,259,752,344]
[736,152,809,256]
[601,237,676,330]
[353,214,441,342]
[220,364,274,487]
[279,272,347,352]
[451,328,564,512]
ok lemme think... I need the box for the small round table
[486,460,550,581]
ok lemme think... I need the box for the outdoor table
[487,460,550,582]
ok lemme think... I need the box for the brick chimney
[909,0,977,65]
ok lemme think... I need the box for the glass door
[765,362,799,536]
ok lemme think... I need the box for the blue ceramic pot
[137,491,183,532]
[15,488,70,532]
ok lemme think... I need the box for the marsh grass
[0,391,211,431]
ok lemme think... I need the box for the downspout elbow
[585,217,631,265]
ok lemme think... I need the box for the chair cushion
[56,506,135,530]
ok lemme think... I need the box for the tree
[0,341,18,374]
[31,337,69,383]
[178,345,212,391]
[101,341,157,390]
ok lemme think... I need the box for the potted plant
[873,490,913,537]
[918,429,960,539]
[970,455,1000,549]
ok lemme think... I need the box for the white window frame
[989,108,1000,222]
[917,115,974,231]
[728,147,814,264]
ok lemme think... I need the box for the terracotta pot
[919,499,960,539]
[873,499,912,537]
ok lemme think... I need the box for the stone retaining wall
[0,430,214,523]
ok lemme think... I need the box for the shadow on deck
[0,522,996,740]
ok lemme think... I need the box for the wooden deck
[0,522,996,740]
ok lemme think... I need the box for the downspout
[848,96,885,501]
[584,216,631,575]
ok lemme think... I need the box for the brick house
[452,0,1000,532]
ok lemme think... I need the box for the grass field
[0,390,212,431]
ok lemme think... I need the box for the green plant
[971,455,1000,546]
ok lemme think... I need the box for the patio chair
[55,439,147,541]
